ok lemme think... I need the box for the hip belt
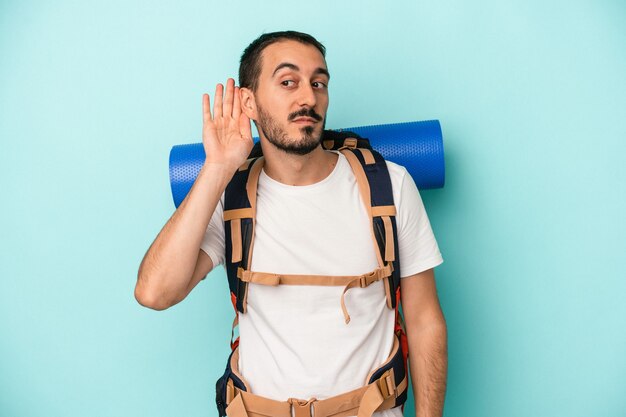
[216,334,408,417]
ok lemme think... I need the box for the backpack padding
[169,120,444,208]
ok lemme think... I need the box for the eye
[312,81,328,89]
[281,80,296,87]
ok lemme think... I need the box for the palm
[202,78,253,169]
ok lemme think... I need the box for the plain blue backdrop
[1,1,624,416]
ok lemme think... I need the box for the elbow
[134,275,176,311]
[134,287,169,310]
[406,312,448,338]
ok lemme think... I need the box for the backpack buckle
[377,369,396,400]
[359,276,368,288]
[288,397,317,417]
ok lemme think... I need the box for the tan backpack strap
[381,216,395,262]
[337,137,358,150]
[223,208,255,263]
[236,264,390,286]
[224,336,407,417]
[229,219,242,263]
[227,390,291,417]
[354,147,376,165]
[238,158,254,172]
[371,205,396,217]
[237,264,393,324]
[226,376,403,417]
[340,149,384,268]
[340,264,394,324]
[225,393,248,417]
[244,157,264,270]
[371,206,397,262]
[340,150,371,214]
[224,208,254,221]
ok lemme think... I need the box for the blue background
[1,1,624,416]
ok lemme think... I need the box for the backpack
[216,130,409,417]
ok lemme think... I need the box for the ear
[239,87,258,121]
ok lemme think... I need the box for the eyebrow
[271,62,330,79]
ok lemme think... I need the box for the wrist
[198,161,239,188]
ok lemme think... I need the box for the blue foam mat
[169,120,445,207]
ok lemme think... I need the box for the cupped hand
[202,78,254,170]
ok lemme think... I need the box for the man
[135,31,447,417]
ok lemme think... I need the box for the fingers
[202,93,211,124]
[213,83,223,118]
[233,86,241,119]
[223,78,235,117]
[213,78,241,120]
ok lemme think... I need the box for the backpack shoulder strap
[340,144,407,376]
[224,156,264,315]
[340,147,401,310]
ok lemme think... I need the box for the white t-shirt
[201,151,443,417]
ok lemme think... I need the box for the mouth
[291,117,319,125]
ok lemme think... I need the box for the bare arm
[401,268,448,417]
[135,78,253,310]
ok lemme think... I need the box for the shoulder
[382,159,412,203]
[334,150,412,201]
[335,150,409,182]
[379,158,425,220]
[384,159,409,184]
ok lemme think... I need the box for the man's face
[252,40,330,155]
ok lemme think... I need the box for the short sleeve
[392,165,443,277]
[200,193,226,271]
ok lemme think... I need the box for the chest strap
[224,149,400,318]
[237,263,394,324]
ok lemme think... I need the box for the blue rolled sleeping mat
[169,120,445,208]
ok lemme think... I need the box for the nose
[297,83,317,108]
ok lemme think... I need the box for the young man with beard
[135,31,447,417]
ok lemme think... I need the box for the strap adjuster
[377,370,396,400]
[359,276,368,288]
[288,397,317,417]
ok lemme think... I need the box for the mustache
[288,108,323,122]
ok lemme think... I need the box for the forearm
[406,320,448,417]
[135,162,235,309]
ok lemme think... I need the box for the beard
[256,105,325,156]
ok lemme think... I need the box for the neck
[260,140,338,186]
